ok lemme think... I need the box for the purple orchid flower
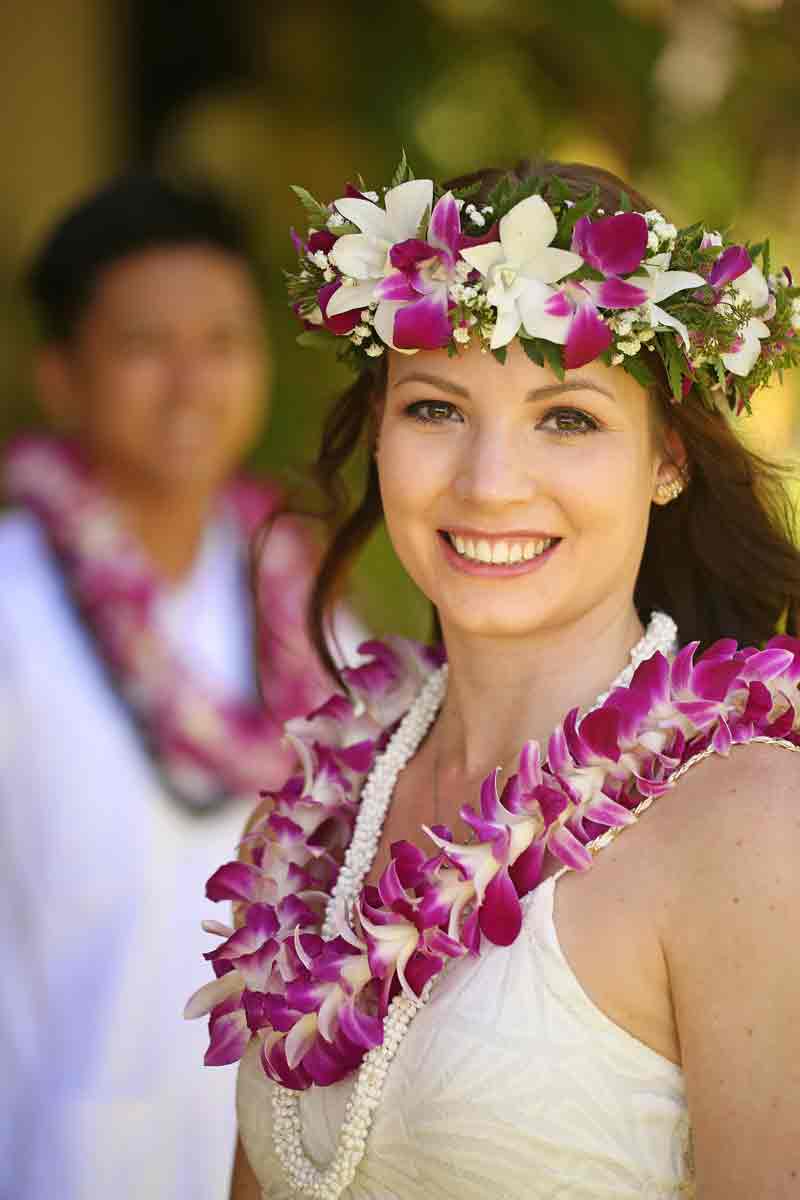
[509,212,650,369]
[371,191,464,351]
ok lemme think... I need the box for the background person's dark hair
[26,173,255,342]
[302,158,800,684]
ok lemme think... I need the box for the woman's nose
[452,425,537,507]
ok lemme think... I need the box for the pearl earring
[654,473,686,504]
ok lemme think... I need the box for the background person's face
[377,341,673,643]
[39,244,268,498]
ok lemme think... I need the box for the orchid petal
[333,198,394,242]
[519,740,543,791]
[374,273,418,302]
[383,179,435,239]
[564,304,612,369]
[499,195,557,266]
[393,293,452,350]
[205,1008,249,1066]
[328,233,387,281]
[518,283,570,344]
[524,246,585,284]
[428,191,461,260]
[708,245,751,290]
[731,263,769,309]
[490,306,523,349]
[373,301,407,350]
[206,862,266,904]
[184,970,242,1020]
[459,241,505,277]
[586,278,649,310]
[284,1012,319,1070]
[509,839,545,895]
[325,280,380,317]
[550,825,593,871]
[389,238,435,271]
[572,212,648,277]
[479,868,522,946]
[318,282,363,332]
[649,304,692,350]
[645,267,707,303]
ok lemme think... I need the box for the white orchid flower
[460,195,583,349]
[325,180,434,318]
[719,262,771,376]
[625,263,707,349]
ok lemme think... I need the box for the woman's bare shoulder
[664,737,800,851]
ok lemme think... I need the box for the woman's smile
[438,528,561,576]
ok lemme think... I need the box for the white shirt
[0,509,258,1200]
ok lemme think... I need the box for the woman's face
[377,340,674,642]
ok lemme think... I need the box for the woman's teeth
[447,534,555,564]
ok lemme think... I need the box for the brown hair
[303,160,800,683]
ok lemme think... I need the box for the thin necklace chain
[271,611,679,1199]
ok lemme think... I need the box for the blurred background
[2,0,799,637]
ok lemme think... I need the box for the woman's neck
[435,600,645,783]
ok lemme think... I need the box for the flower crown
[286,154,800,414]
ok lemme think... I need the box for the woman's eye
[539,407,599,436]
[405,400,462,424]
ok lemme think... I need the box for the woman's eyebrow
[391,373,470,398]
[527,380,615,402]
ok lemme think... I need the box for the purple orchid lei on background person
[286,154,800,415]
[186,629,800,1088]
[3,435,333,811]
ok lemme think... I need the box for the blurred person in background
[0,176,346,1200]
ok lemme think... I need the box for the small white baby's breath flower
[453,326,471,344]
[647,231,660,252]
[617,338,642,356]
[354,325,371,339]
[639,328,656,342]
[311,250,329,269]
[791,297,800,328]
[644,209,665,226]
[323,267,335,282]
[655,222,676,242]
[365,342,384,357]
[469,211,486,227]
[612,352,625,366]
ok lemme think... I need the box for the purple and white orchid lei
[3,435,333,810]
[187,630,800,1089]
[287,156,800,415]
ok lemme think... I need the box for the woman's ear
[653,424,690,505]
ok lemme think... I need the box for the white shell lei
[271,611,679,1198]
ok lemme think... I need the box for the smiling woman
[191,157,800,1200]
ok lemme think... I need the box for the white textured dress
[237,871,694,1198]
